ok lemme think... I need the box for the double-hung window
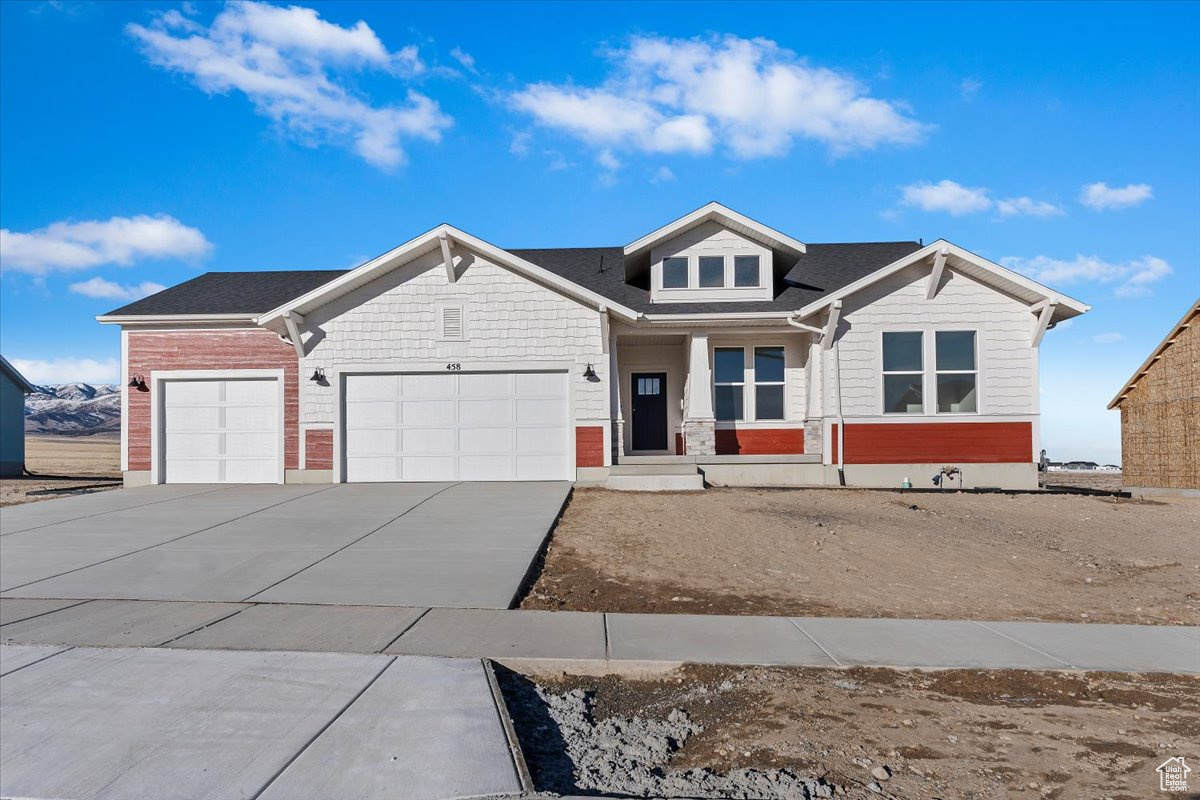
[713,348,745,420]
[935,331,977,412]
[882,332,924,414]
[753,346,785,420]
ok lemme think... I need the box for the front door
[631,372,668,451]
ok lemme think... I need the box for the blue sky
[1,0,1197,463]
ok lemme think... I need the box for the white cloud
[127,1,450,169]
[0,214,211,275]
[509,130,531,156]
[596,149,621,171]
[512,34,927,161]
[960,78,982,101]
[900,180,991,216]
[450,46,476,73]
[1092,332,1125,344]
[10,357,120,385]
[995,196,1064,218]
[69,276,167,301]
[651,165,676,184]
[1079,182,1153,210]
[1002,254,1171,297]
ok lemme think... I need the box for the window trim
[661,256,689,289]
[697,255,726,288]
[752,345,786,421]
[712,346,746,421]
[733,255,761,288]
[934,330,979,415]
[878,327,983,416]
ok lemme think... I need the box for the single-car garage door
[162,379,280,483]
[344,371,570,482]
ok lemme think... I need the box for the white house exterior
[99,203,1088,490]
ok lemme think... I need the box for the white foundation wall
[833,264,1037,417]
[297,251,607,425]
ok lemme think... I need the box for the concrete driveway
[0,482,570,609]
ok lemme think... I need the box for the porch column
[683,332,716,455]
[609,330,623,461]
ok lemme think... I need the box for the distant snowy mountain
[24,383,121,435]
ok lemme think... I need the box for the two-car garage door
[343,371,570,482]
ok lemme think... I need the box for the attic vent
[440,304,464,341]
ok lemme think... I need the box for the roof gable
[0,354,36,394]
[1108,298,1198,408]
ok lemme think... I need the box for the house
[0,355,36,477]
[97,202,1088,490]
[1108,298,1199,496]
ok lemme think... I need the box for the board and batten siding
[833,264,1036,418]
[298,250,607,428]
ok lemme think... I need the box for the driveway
[0,482,570,609]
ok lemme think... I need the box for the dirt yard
[522,488,1200,625]
[1,435,121,506]
[500,663,1199,799]
[1043,470,1125,493]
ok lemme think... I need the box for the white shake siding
[298,251,606,425]
[833,264,1036,417]
[650,222,773,302]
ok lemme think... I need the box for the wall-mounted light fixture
[310,367,327,384]
[582,363,599,382]
[127,374,149,392]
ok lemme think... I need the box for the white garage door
[162,379,280,483]
[343,371,570,482]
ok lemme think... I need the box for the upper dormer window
[734,256,760,287]
[699,256,724,287]
[663,257,688,289]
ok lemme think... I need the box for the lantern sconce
[582,363,599,382]
[310,367,328,385]
[127,374,149,392]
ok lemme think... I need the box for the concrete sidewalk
[3,598,1197,673]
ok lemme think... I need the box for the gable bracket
[439,234,457,284]
[1031,301,1057,347]
[282,311,307,360]
[926,247,949,299]
[822,300,842,350]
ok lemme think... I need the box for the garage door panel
[458,399,513,426]
[401,456,455,481]
[401,428,455,453]
[343,370,569,482]
[347,374,401,399]
[166,381,222,403]
[402,374,457,398]
[223,406,277,432]
[223,380,276,404]
[347,456,400,483]
[459,455,514,481]
[345,400,399,427]
[164,432,222,458]
[516,426,567,452]
[516,372,566,397]
[166,459,223,484]
[517,455,565,480]
[224,458,279,484]
[224,432,278,458]
[346,428,399,456]
[165,406,222,432]
[402,400,455,426]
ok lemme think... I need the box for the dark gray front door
[631,372,667,451]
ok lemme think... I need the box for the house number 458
[446,363,462,371]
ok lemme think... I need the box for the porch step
[609,464,699,476]
[605,462,704,491]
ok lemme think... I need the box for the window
[699,256,725,287]
[734,255,760,288]
[753,346,785,420]
[882,332,923,413]
[636,376,662,396]
[662,257,688,289]
[713,347,744,420]
[936,331,977,413]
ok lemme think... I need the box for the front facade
[1108,299,1199,495]
[100,203,1088,490]
[0,355,35,477]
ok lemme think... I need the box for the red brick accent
[575,426,605,467]
[830,422,1033,464]
[675,433,686,456]
[304,429,333,471]
[715,428,806,455]
[127,330,299,471]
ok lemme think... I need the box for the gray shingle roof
[104,270,349,316]
[105,242,922,317]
